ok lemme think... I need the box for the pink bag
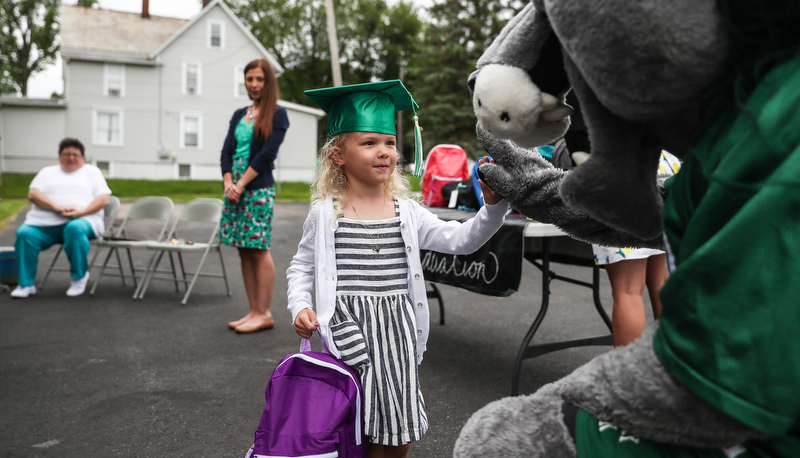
[421,144,470,207]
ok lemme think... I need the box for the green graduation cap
[305,80,425,177]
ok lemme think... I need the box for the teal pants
[14,219,96,287]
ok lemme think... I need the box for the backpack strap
[299,325,330,354]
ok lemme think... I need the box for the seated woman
[11,138,111,298]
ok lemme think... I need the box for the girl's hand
[477,156,502,206]
[294,309,318,339]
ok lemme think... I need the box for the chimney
[203,0,212,7]
[142,0,150,18]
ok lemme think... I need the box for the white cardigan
[287,196,509,362]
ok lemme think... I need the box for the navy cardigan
[220,105,290,191]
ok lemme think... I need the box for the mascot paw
[454,389,576,458]
[471,64,572,148]
[476,123,566,218]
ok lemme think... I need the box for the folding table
[423,208,613,395]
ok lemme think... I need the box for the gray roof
[60,5,187,60]
[0,95,67,108]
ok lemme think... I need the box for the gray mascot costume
[454,0,800,457]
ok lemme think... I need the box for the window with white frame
[178,164,192,179]
[93,108,124,146]
[207,20,225,49]
[180,113,203,149]
[96,161,110,176]
[234,64,247,98]
[182,61,202,95]
[104,64,125,97]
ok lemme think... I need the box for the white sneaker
[66,272,90,297]
[10,285,37,299]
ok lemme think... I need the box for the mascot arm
[476,124,663,249]
[557,324,767,447]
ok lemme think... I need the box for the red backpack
[421,144,470,207]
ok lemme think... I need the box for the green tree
[0,0,59,96]
[226,0,422,151]
[336,0,423,159]
[226,0,421,105]
[0,58,19,94]
[225,0,331,105]
[336,0,422,83]
[406,0,523,159]
[76,0,98,7]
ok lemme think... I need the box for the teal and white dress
[218,117,276,250]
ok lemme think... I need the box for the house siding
[0,104,68,173]
[276,106,322,182]
[158,6,249,179]
[0,2,322,184]
[66,60,161,163]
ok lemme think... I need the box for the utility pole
[324,0,342,87]
[397,68,406,154]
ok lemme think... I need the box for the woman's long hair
[245,59,280,139]
[311,133,416,216]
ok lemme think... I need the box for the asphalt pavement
[0,202,621,457]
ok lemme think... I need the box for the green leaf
[0,0,60,95]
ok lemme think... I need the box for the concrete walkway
[0,203,619,457]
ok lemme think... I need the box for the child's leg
[644,253,668,319]
[604,258,648,346]
[368,443,411,458]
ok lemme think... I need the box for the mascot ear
[472,64,572,148]
[468,2,572,149]
[470,0,728,240]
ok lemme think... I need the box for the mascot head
[468,0,798,239]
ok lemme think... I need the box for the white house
[0,0,324,182]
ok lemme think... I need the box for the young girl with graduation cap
[287,80,509,458]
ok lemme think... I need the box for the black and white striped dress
[330,200,428,446]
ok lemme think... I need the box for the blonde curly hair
[310,132,417,216]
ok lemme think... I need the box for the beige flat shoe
[235,316,275,333]
[228,315,252,329]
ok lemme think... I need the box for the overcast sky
[26,0,434,97]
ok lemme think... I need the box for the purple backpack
[245,335,368,458]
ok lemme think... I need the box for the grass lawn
[0,199,29,231]
[1,173,314,202]
[1,173,423,231]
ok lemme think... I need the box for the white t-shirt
[25,164,112,237]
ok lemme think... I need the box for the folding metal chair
[89,196,174,295]
[39,195,124,289]
[133,198,231,305]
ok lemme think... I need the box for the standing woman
[220,58,289,333]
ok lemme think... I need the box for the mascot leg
[454,324,765,457]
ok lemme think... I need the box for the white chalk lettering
[421,251,500,284]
